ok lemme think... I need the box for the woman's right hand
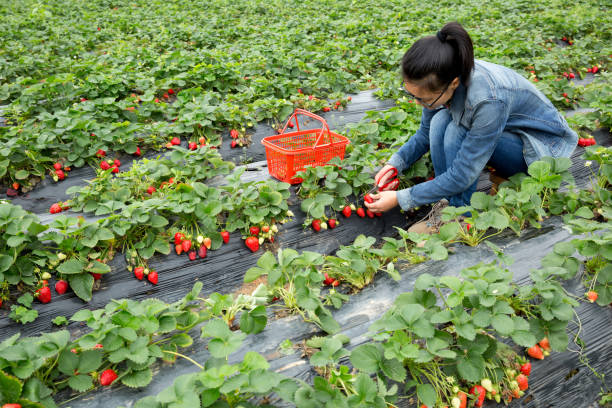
[374,164,397,190]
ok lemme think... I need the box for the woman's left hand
[364,191,398,212]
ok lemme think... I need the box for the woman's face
[403,77,460,110]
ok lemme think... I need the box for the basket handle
[280,109,331,147]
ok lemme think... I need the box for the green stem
[162,350,204,369]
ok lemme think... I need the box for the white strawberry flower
[57,252,67,260]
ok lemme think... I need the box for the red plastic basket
[261,109,350,184]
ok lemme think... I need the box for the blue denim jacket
[389,59,578,210]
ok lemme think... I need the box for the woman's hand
[374,164,397,191]
[364,191,398,212]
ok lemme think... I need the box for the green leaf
[0,370,22,404]
[417,383,436,407]
[77,350,103,373]
[52,316,68,326]
[456,353,485,382]
[68,374,93,392]
[240,306,267,334]
[349,344,381,374]
[122,368,153,388]
[67,273,94,302]
[491,314,514,336]
[57,259,85,275]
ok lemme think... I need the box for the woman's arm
[395,100,509,210]
[387,107,440,173]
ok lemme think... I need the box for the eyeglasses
[400,81,451,108]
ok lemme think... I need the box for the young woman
[364,21,578,228]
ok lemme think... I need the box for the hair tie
[436,31,446,42]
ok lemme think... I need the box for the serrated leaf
[121,368,153,388]
[68,374,93,393]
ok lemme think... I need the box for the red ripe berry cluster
[577,137,596,147]
[49,201,70,214]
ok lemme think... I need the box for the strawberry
[188,250,197,261]
[312,219,321,232]
[203,237,212,249]
[520,362,531,376]
[221,230,230,244]
[134,146,141,156]
[527,344,544,360]
[36,286,51,303]
[364,194,373,203]
[250,226,260,236]
[262,225,270,233]
[174,232,184,244]
[91,273,102,280]
[134,267,144,280]
[231,140,238,148]
[563,92,568,97]
[297,88,303,94]
[323,272,334,285]
[165,142,173,148]
[375,212,382,216]
[587,290,598,302]
[538,337,551,351]
[53,162,63,170]
[113,159,121,167]
[357,208,366,218]
[457,391,467,408]
[99,369,118,386]
[328,219,337,229]
[49,203,62,214]
[55,280,68,295]
[332,280,339,287]
[188,142,197,150]
[146,186,156,195]
[147,270,158,284]
[175,244,183,255]
[163,93,169,99]
[569,73,575,79]
[11,182,20,190]
[322,107,330,112]
[111,165,119,174]
[171,137,180,145]
[308,95,314,100]
[230,129,239,138]
[168,88,174,95]
[469,385,486,407]
[342,205,352,217]
[182,239,192,252]
[347,96,352,101]
[93,343,103,349]
[100,161,111,170]
[366,209,375,218]
[592,66,599,74]
[245,236,259,252]
[516,374,528,391]
[54,169,65,180]
[155,98,160,103]
[198,244,207,259]
[2,403,22,408]
[288,121,294,128]
[81,97,88,102]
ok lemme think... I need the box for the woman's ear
[450,77,461,90]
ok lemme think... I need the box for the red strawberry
[168,88,174,95]
[375,212,382,217]
[100,161,111,170]
[221,231,230,244]
[323,272,334,285]
[147,270,158,284]
[171,137,180,145]
[347,96,352,101]
[366,209,375,218]
[203,237,212,249]
[563,92,568,97]
[53,162,62,170]
[175,244,183,255]
[93,343,103,349]
[50,203,62,214]
[322,107,330,112]
[163,93,169,99]
[357,208,366,218]
[539,337,551,351]
[181,239,192,252]
[155,98,160,103]
[36,286,51,303]
[587,290,598,302]
[328,219,337,229]
[469,385,486,407]
[520,362,531,376]
[91,273,102,280]
[111,165,119,173]
[231,140,238,148]
[592,66,599,74]
[146,186,156,195]
[562,36,567,41]
[12,182,20,190]
[188,250,197,261]
[230,129,239,138]
[588,138,596,146]
[55,169,65,180]
[134,267,144,280]
[516,374,528,391]
[113,159,120,167]
[527,344,544,360]
[364,194,373,203]
[297,88,303,94]
[6,188,17,197]
[245,236,259,252]
[332,280,339,287]
[308,95,314,100]
[188,142,197,150]
[96,148,106,157]
[288,122,294,128]
[569,73,575,79]
[81,97,88,102]
[174,232,184,244]
[250,226,260,236]
[134,146,141,156]
[342,206,352,217]
[198,244,207,259]
[99,369,118,386]
[55,280,68,295]
[2,403,22,408]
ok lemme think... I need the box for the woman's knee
[442,120,468,154]
[429,109,452,146]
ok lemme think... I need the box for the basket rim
[261,129,350,154]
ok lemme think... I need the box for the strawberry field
[1,0,611,407]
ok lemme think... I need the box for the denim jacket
[389,59,578,210]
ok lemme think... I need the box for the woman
[364,21,577,231]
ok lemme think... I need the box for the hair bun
[436,31,447,42]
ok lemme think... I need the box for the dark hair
[401,22,474,91]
